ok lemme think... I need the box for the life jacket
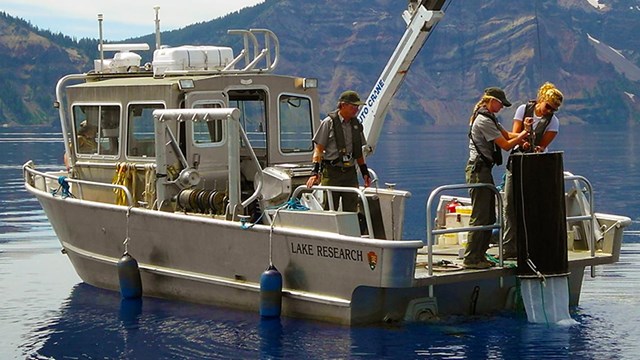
[523,99,552,149]
[328,111,363,162]
[469,106,502,166]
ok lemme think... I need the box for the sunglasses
[545,103,558,112]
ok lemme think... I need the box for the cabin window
[72,104,120,156]
[193,102,224,145]
[127,103,164,157]
[278,94,313,153]
[229,90,267,149]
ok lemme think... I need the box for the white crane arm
[359,0,446,155]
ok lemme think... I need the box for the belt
[323,159,354,169]
[468,158,492,169]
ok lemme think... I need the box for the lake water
[1,124,639,359]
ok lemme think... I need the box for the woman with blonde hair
[464,87,530,269]
[502,82,564,259]
[512,82,563,153]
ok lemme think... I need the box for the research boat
[23,0,631,325]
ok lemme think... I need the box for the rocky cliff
[0,0,638,127]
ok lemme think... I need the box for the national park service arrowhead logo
[367,251,378,271]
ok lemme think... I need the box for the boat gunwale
[23,172,425,250]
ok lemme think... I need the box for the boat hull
[31,183,420,324]
[27,180,628,325]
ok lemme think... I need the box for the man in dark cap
[306,90,371,212]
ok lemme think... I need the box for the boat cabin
[64,30,319,216]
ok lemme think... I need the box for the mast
[154,6,161,50]
[359,0,447,155]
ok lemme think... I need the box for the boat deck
[413,245,614,285]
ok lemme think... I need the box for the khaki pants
[502,166,517,253]
[321,164,359,212]
[464,160,495,263]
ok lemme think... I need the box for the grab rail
[291,185,375,238]
[426,175,599,278]
[563,173,596,255]
[564,172,598,277]
[23,161,134,207]
[425,183,504,277]
[161,29,279,76]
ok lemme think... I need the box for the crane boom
[359,0,446,155]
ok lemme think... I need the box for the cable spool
[196,189,210,213]
[177,189,227,214]
[259,264,282,317]
[177,189,193,211]
[207,190,218,214]
[177,189,206,213]
[189,189,199,211]
[212,191,226,214]
[117,252,142,299]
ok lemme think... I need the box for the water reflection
[2,127,640,359]
[259,318,283,359]
[26,284,353,359]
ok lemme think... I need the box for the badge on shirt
[342,153,353,167]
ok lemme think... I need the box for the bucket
[438,233,458,245]
[457,232,468,246]
[455,205,472,215]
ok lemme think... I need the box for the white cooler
[153,46,234,76]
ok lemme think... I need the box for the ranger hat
[339,90,365,105]
[484,87,512,107]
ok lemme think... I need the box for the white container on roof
[152,45,234,76]
[94,43,149,73]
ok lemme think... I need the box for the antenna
[154,6,161,50]
[98,14,104,73]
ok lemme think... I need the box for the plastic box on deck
[153,46,234,76]
[437,207,471,245]
[455,205,472,215]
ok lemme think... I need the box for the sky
[1,1,265,41]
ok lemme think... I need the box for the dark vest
[469,107,502,166]
[523,100,552,149]
[328,111,363,161]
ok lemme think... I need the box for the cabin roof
[69,72,299,89]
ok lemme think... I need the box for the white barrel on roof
[152,45,234,76]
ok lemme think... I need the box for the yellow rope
[112,162,138,206]
[143,164,157,208]
[130,165,138,202]
[111,163,157,207]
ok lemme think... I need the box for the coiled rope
[143,164,156,208]
[51,176,74,199]
[240,197,310,230]
[112,163,138,206]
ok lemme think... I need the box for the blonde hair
[469,95,493,125]
[537,82,564,109]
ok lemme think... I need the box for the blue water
[1,125,639,359]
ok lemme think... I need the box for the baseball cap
[339,90,365,105]
[484,87,512,107]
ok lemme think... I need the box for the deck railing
[292,185,375,238]
[425,183,504,277]
[23,161,134,207]
[425,173,599,276]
